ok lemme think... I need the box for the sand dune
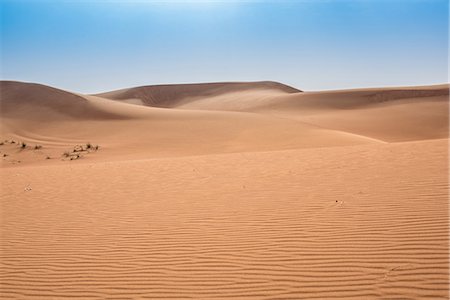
[1,81,384,166]
[96,81,301,108]
[263,87,449,142]
[0,81,123,120]
[173,84,449,142]
[0,80,448,299]
[96,81,448,142]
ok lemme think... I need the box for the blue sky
[0,0,448,93]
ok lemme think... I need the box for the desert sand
[0,80,448,299]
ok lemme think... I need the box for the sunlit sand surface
[1,81,448,299]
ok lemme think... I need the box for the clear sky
[0,0,448,93]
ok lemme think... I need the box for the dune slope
[0,81,123,120]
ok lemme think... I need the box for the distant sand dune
[0,80,448,299]
[96,81,301,108]
[94,81,449,143]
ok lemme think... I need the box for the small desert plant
[46,156,51,160]
[61,143,99,161]
[3,153,7,157]
[0,142,3,146]
[73,145,84,152]
[34,145,42,150]
[70,154,80,160]
[20,142,27,149]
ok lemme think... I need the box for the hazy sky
[1,0,448,93]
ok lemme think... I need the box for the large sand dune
[0,80,448,299]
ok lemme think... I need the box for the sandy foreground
[0,81,448,299]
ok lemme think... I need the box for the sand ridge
[95,81,301,108]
